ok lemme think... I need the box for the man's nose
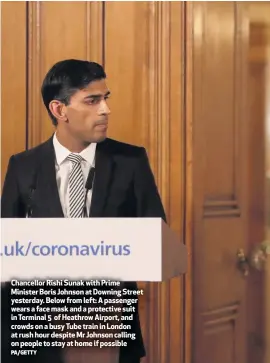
[99,100,111,115]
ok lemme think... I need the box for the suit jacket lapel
[35,136,113,218]
[37,137,64,217]
[89,139,113,217]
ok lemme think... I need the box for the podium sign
[0,218,187,282]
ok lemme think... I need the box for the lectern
[1,218,187,282]
[1,218,188,363]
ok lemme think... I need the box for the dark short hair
[41,59,106,125]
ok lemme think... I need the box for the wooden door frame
[184,3,193,363]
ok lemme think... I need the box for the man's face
[63,79,111,143]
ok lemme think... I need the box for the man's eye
[87,99,99,104]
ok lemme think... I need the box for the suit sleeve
[1,155,24,217]
[134,147,167,222]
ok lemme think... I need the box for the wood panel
[203,303,240,363]
[191,2,249,363]
[247,4,270,362]
[1,2,27,190]
[185,4,194,363]
[105,3,185,363]
[21,2,186,363]
[247,55,266,363]
[27,1,104,148]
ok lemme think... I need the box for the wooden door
[189,2,270,363]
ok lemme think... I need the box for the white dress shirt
[53,133,96,218]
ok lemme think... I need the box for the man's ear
[49,100,68,122]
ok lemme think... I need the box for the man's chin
[92,132,107,143]
[96,135,107,143]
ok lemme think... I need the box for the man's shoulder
[11,138,51,164]
[11,137,147,162]
[101,137,146,158]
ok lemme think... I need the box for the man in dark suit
[1,59,166,363]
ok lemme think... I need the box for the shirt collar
[53,133,96,166]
